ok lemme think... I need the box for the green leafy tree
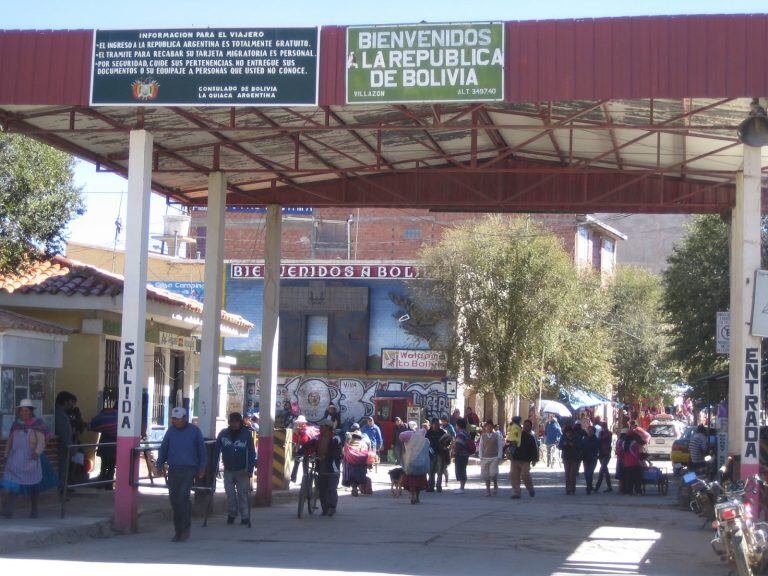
[608,266,678,405]
[662,214,768,402]
[0,132,83,274]
[401,215,612,422]
[662,215,730,392]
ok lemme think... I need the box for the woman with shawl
[342,423,371,496]
[399,421,430,504]
[1,399,58,518]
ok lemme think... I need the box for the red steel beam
[587,141,740,204]
[601,103,625,171]
[193,161,743,214]
[482,100,609,169]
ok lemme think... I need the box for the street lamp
[737,98,768,147]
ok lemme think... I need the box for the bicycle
[297,455,320,519]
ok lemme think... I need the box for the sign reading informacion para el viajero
[91,28,319,105]
[346,22,504,103]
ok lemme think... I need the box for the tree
[0,132,83,274]
[401,215,613,422]
[662,214,768,402]
[662,215,730,393]
[607,266,678,405]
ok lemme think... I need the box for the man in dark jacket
[54,391,76,495]
[580,425,601,494]
[90,404,118,487]
[214,412,256,526]
[156,407,207,542]
[425,418,450,492]
[510,419,539,499]
[316,418,343,516]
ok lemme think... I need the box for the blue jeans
[454,454,469,485]
[167,466,197,535]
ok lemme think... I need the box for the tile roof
[0,255,253,330]
[0,309,74,335]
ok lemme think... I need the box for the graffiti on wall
[250,376,450,425]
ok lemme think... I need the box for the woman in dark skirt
[400,421,430,504]
[342,424,370,496]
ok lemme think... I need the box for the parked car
[646,418,686,459]
[670,425,717,465]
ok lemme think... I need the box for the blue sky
[6,0,765,249]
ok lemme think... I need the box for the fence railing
[60,441,116,518]
[59,439,216,519]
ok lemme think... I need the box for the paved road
[0,462,728,576]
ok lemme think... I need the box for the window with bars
[153,348,166,425]
[103,339,120,409]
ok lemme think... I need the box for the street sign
[346,22,504,104]
[91,28,319,106]
[716,311,730,354]
[751,270,768,337]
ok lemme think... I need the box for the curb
[0,489,297,554]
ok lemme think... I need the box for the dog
[388,467,405,498]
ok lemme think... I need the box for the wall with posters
[243,376,449,425]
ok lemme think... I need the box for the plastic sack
[403,431,430,476]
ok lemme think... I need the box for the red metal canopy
[0,15,767,213]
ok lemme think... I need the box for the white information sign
[716,311,730,354]
[751,270,768,337]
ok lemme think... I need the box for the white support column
[256,204,281,506]
[198,172,226,438]
[728,144,762,482]
[114,130,153,533]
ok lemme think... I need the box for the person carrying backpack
[451,418,475,494]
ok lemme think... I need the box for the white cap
[171,407,187,419]
[18,398,35,409]
[294,415,307,425]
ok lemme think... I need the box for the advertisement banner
[150,281,204,302]
[381,349,448,371]
[231,263,419,279]
[91,28,319,106]
[346,22,504,103]
[158,331,197,353]
[190,206,313,215]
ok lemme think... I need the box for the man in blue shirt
[361,417,383,453]
[544,415,562,468]
[214,412,256,527]
[156,407,207,542]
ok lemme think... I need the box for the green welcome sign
[346,22,504,104]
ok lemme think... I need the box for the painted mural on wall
[223,278,430,370]
[246,376,449,426]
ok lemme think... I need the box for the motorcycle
[710,475,768,576]
[680,460,723,524]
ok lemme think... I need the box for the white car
[645,419,686,459]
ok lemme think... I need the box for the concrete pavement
[0,461,730,576]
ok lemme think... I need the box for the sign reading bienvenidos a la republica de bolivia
[346,22,504,103]
[90,28,319,106]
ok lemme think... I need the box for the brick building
[189,208,625,280]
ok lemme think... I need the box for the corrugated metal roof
[0,29,92,105]
[2,16,768,106]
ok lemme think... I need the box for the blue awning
[560,388,613,411]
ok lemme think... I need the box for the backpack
[464,434,477,456]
